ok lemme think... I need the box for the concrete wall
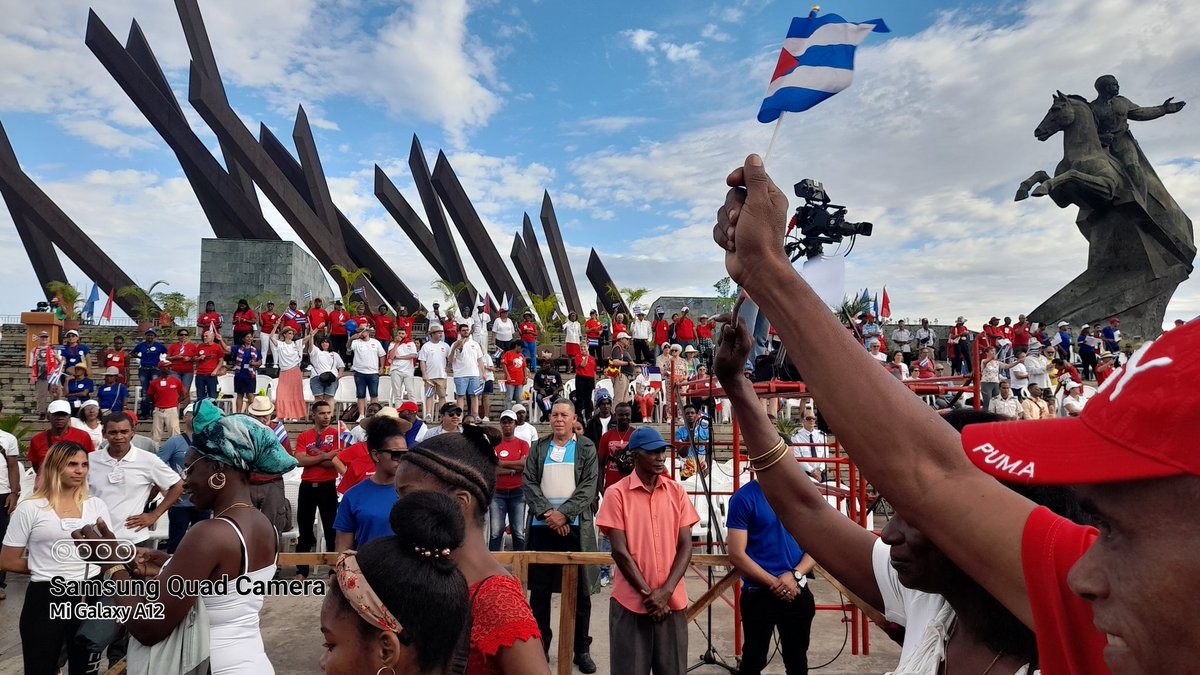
[199,239,334,335]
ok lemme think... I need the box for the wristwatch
[792,570,808,588]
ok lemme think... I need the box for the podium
[22,312,63,364]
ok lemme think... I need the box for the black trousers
[331,334,348,360]
[0,493,9,587]
[297,480,338,577]
[22,580,103,675]
[1080,350,1098,380]
[633,339,653,364]
[575,376,595,421]
[528,525,592,656]
[740,585,816,675]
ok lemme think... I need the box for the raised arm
[713,313,884,611]
[713,154,1036,626]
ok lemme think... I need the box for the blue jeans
[738,294,773,373]
[522,341,538,371]
[310,375,339,398]
[488,488,528,551]
[138,368,155,417]
[177,371,195,394]
[195,375,218,401]
[354,372,380,399]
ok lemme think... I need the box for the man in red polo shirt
[292,400,345,579]
[372,304,395,352]
[328,300,350,356]
[652,307,670,356]
[308,297,329,336]
[167,329,198,393]
[147,364,188,444]
[674,306,697,350]
[259,301,279,366]
[28,400,95,472]
[351,303,373,333]
[596,426,698,672]
[1013,314,1031,353]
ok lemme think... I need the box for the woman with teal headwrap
[73,400,298,674]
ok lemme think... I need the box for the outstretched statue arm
[1127,96,1186,121]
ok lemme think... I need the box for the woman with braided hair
[320,491,470,675]
[396,427,550,675]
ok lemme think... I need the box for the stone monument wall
[199,238,333,335]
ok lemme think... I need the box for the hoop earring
[208,472,226,490]
[376,668,396,675]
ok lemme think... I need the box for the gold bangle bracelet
[753,446,792,472]
[748,439,787,463]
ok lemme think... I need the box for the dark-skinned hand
[712,155,791,288]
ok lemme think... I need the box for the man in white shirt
[348,326,387,419]
[88,412,183,546]
[1008,350,1030,399]
[0,400,21,598]
[513,404,540,448]
[629,307,654,363]
[790,412,828,481]
[915,318,937,353]
[387,326,422,407]
[419,324,451,419]
[472,301,490,351]
[890,321,913,363]
[988,380,1024,419]
[491,307,516,351]
[450,321,487,416]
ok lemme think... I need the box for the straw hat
[247,396,275,417]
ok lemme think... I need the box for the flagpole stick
[762,113,785,165]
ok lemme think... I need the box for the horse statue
[1015,88,1194,340]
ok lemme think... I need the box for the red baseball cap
[961,319,1200,485]
[1109,317,1120,324]
[398,402,420,414]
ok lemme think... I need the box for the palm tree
[430,279,475,314]
[329,264,372,309]
[714,276,737,312]
[527,293,564,343]
[118,281,167,325]
[247,290,281,313]
[0,414,34,455]
[153,292,196,326]
[839,294,872,328]
[44,281,83,321]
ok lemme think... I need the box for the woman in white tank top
[72,400,300,674]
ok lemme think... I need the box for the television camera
[785,179,873,260]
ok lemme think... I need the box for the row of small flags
[855,287,892,319]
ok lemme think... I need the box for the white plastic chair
[302,376,315,404]
[333,375,358,414]
[376,377,393,403]
[256,374,274,399]
[594,378,614,401]
[18,462,35,496]
[214,373,237,412]
[280,477,301,551]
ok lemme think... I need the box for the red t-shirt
[373,315,395,342]
[294,426,343,483]
[612,322,628,337]
[195,343,225,376]
[259,312,279,333]
[697,323,714,339]
[1000,325,1015,342]
[575,353,597,378]
[501,352,528,386]
[336,442,372,495]
[148,376,185,409]
[308,308,329,332]
[444,321,459,340]
[283,309,306,333]
[329,310,349,335]
[353,315,374,332]
[395,316,415,336]
[597,427,635,492]
[585,319,603,340]
[1013,322,1031,347]
[1022,507,1108,674]
[198,312,222,333]
[652,320,670,345]
[28,428,95,470]
[519,322,538,343]
[233,310,257,332]
[168,342,197,374]
[466,575,541,675]
[494,438,531,491]
[674,318,696,341]
[104,349,128,373]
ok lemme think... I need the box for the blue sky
[1,0,1198,330]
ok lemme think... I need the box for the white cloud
[661,42,702,64]
[579,0,1200,329]
[572,116,653,134]
[621,29,658,53]
[701,24,731,43]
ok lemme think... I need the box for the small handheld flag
[353,287,365,297]
[303,290,313,301]
[758,10,888,123]
[101,288,114,322]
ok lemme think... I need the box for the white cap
[1057,321,1070,327]
[510,404,526,413]
[615,332,630,340]
[500,410,518,421]
[47,400,72,415]
[681,306,690,312]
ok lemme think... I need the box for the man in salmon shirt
[328,299,350,356]
[259,301,279,366]
[167,329,198,393]
[596,426,698,673]
[307,297,329,337]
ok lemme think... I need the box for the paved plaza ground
[0,569,901,674]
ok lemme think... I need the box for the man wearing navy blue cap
[596,427,698,674]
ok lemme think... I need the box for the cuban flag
[758,10,889,123]
[642,365,663,391]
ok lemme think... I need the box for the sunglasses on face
[444,410,463,417]
[804,417,816,421]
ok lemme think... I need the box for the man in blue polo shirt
[131,328,167,418]
[726,477,817,675]
[96,367,129,413]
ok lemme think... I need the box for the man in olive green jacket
[523,399,599,672]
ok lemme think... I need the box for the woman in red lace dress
[395,427,550,674]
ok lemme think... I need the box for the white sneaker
[481,417,490,422]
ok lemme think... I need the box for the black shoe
[573,652,597,674]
